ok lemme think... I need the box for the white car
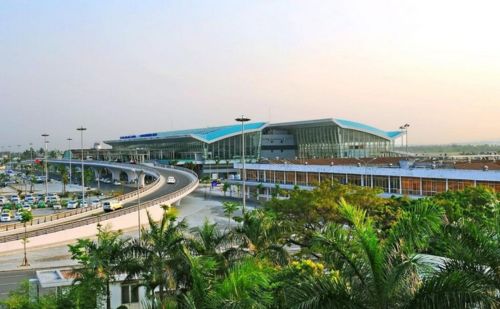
[113,180,121,185]
[79,200,89,208]
[1,213,11,222]
[14,212,23,221]
[52,204,62,210]
[46,196,59,204]
[48,193,60,200]
[167,176,176,184]
[67,200,78,209]
[10,195,20,203]
[91,199,101,207]
[22,205,32,212]
[0,196,6,205]
[24,196,36,204]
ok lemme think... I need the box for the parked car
[46,196,59,204]
[79,200,89,208]
[14,212,23,221]
[52,203,62,210]
[48,193,60,200]
[9,195,20,203]
[91,199,101,207]
[22,205,32,212]
[1,212,11,222]
[24,195,36,204]
[113,180,121,185]
[67,200,78,209]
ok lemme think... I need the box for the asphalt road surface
[0,269,36,299]
[122,167,193,207]
[0,167,195,299]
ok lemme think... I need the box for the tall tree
[69,226,130,309]
[57,164,69,194]
[222,201,240,229]
[235,209,291,266]
[128,211,190,308]
[20,210,33,267]
[285,199,498,308]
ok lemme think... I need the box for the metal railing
[0,169,199,243]
[0,162,162,233]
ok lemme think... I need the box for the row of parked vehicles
[0,193,105,222]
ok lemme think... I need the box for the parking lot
[0,173,125,224]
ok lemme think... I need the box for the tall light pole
[95,143,101,191]
[41,134,49,198]
[67,138,73,184]
[77,127,87,205]
[358,157,378,187]
[29,143,34,192]
[399,124,410,160]
[235,116,250,214]
[135,169,143,239]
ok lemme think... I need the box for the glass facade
[107,131,261,162]
[242,168,499,195]
[106,119,400,163]
[264,123,395,159]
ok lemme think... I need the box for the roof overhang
[268,118,403,140]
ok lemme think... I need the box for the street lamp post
[95,143,101,191]
[77,127,87,205]
[355,157,378,187]
[67,138,72,184]
[235,116,250,214]
[41,134,49,198]
[135,169,143,239]
[29,143,34,192]
[399,124,410,160]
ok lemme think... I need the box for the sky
[1,0,499,150]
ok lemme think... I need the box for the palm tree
[222,182,230,197]
[20,210,33,267]
[128,210,190,308]
[178,255,218,308]
[222,201,240,229]
[235,209,291,266]
[57,164,69,195]
[188,220,239,273]
[256,183,264,200]
[69,226,130,309]
[285,199,498,308]
[206,257,274,308]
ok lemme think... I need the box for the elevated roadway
[0,161,199,246]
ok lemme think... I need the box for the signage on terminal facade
[120,133,158,140]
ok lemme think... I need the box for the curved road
[122,167,192,207]
[0,165,197,243]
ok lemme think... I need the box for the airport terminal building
[103,118,403,163]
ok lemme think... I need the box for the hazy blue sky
[1,0,499,150]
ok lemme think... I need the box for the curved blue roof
[334,118,402,139]
[115,122,268,144]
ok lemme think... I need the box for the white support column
[420,178,423,196]
[399,176,402,194]
[388,176,391,193]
